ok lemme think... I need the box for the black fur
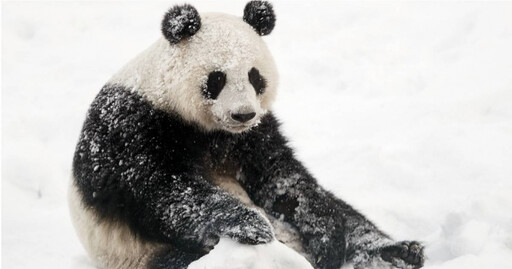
[202,71,226,99]
[248,67,266,95]
[73,85,424,268]
[161,4,201,44]
[381,241,425,269]
[243,1,276,36]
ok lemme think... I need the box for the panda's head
[138,1,278,133]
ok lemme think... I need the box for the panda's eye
[203,71,226,99]
[249,67,266,95]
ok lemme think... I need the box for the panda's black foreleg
[235,114,425,269]
[130,173,275,251]
[241,157,352,269]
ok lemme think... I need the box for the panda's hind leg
[148,246,205,269]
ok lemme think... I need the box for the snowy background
[3,1,512,268]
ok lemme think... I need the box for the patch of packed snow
[188,238,313,269]
[2,1,512,268]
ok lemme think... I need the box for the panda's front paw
[220,209,274,245]
[380,241,425,269]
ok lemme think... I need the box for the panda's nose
[231,112,256,123]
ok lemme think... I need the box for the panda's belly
[210,173,306,257]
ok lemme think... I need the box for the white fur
[68,181,163,269]
[109,13,279,133]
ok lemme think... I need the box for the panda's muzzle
[231,112,256,123]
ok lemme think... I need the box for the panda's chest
[209,169,255,207]
[202,139,250,203]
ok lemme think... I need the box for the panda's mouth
[223,123,254,133]
[214,117,256,133]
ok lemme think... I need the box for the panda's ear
[243,1,276,36]
[161,4,201,44]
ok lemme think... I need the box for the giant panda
[68,1,425,269]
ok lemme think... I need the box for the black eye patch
[249,67,266,95]
[202,71,226,99]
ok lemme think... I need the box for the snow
[2,1,512,268]
[188,238,313,269]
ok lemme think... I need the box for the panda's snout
[231,112,256,123]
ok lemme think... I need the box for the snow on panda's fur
[69,1,426,269]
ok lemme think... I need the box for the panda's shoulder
[87,84,190,129]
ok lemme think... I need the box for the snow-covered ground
[3,1,512,268]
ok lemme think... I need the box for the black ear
[243,1,276,36]
[161,4,201,44]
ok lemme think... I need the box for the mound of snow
[188,238,313,269]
